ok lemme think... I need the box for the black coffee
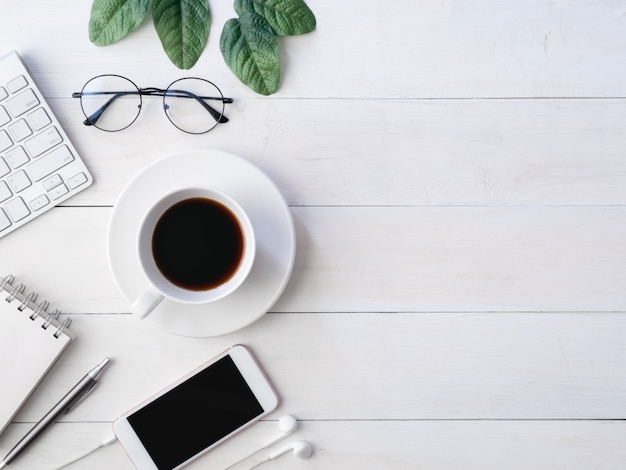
[152,197,244,291]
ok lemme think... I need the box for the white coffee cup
[131,188,255,319]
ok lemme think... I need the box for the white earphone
[261,414,298,448]
[268,440,313,460]
[225,415,311,470]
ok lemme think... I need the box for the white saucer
[107,150,296,337]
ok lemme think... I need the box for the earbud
[261,414,298,448]
[223,415,302,470]
[268,441,313,460]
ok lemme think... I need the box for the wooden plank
[1,206,624,313]
[279,206,626,312]
[46,98,626,207]
[8,312,626,423]
[2,418,625,469]
[5,1,626,99]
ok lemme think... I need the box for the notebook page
[0,301,71,435]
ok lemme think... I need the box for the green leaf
[220,12,280,95]
[234,0,316,36]
[152,0,210,69]
[89,0,151,46]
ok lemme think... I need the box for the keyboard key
[43,174,63,191]
[7,170,31,193]
[0,181,11,202]
[25,145,74,181]
[68,172,88,189]
[0,106,9,126]
[0,209,11,231]
[6,88,39,117]
[28,108,51,130]
[7,170,32,193]
[7,75,28,93]
[5,197,30,222]
[5,146,29,168]
[0,158,9,177]
[29,194,49,211]
[9,119,32,141]
[24,126,62,157]
[0,87,7,101]
[49,183,68,200]
[0,130,12,151]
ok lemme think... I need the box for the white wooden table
[2,1,626,468]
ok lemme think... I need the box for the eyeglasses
[72,75,233,134]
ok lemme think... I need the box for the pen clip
[63,381,98,415]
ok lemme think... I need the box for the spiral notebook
[0,274,76,436]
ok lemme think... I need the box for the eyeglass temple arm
[159,88,231,124]
[71,91,137,126]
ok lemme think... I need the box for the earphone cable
[224,447,263,470]
[246,458,270,470]
[55,434,117,469]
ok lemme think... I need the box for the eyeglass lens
[80,75,141,132]
[164,78,225,134]
[77,75,227,134]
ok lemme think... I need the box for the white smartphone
[113,345,279,470]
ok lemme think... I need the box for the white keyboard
[0,50,92,238]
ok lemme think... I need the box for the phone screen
[126,355,264,470]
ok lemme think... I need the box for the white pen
[0,357,111,469]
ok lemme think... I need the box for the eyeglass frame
[72,75,233,134]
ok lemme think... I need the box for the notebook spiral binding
[0,274,75,339]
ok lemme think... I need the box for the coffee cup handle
[131,287,164,319]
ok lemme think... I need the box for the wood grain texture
[2,312,623,424]
[2,420,626,469]
[47,97,626,207]
[7,1,626,99]
[1,206,624,313]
